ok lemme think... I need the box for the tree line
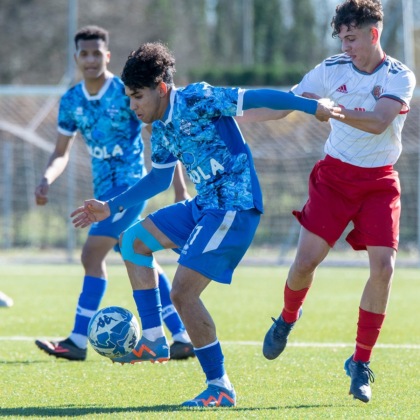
[0,0,408,86]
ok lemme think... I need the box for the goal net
[1,86,419,265]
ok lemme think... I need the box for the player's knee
[132,238,151,255]
[170,287,182,311]
[80,245,98,271]
[371,259,395,282]
[121,239,155,269]
[292,255,320,276]
[120,223,165,268]
[170,280,195,312]
[80,248,89,268]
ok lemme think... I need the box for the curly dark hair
[74,25,109,48]
[331,0,383,38]
[121,42,176,91]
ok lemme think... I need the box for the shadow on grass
[0,360,59,365]
[0,404,342,416]
[0,359,103,365]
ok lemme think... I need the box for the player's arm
[71,165,175,228]
[35,133,74,205]
[172,162,191,202]
[331,97,403,134]
[236,108,293,123]
[242,89,343,122]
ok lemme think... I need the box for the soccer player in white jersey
[70,42,341,407]
[34,26,195,362]
[259,0,416,404]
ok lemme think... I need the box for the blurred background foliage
[0,0,417,86]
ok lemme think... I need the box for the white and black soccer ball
[88,306,140,359]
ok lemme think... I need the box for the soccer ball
[88,306,140,359]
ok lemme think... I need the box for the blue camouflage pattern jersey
[150,82,263,213]
[58,76,145,198]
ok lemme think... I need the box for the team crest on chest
[182,152,195,167]
[371,85,383,100]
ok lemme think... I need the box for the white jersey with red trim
[292,53,416,167]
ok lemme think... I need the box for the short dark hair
[331,0,383,37]
[121,42,176,91]
[74,25,109,49]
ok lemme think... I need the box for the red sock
[354,307,386,363]
[281,283,309,324]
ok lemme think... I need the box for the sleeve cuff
[107,199,123,215]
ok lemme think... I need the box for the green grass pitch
[1,263,419,419]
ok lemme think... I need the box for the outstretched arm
[236,108,292,123]
[242,89,343,122]
[71,165,175,228]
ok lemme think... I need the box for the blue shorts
[88,186,146,240]
[149,199,261,284]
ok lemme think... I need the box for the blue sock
[194,340,225,381]
[72,276,107,337]
[158,272,186,336]
[133,288,162,330]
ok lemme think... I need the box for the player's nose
[129,98,137,110]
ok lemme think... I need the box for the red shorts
[293,155,401,251]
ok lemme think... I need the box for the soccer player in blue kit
[71,42,342,407]
[34,26,194,362]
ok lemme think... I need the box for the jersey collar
[82,75,113,101]
[163,86,177,124]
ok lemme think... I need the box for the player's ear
[371,27,379,44]
[106,50,111,63]
[158,82,168,97]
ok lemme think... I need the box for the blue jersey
[150,82,263,213]
[58,76,145,198]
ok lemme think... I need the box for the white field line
[1,336,419,349]
[222,341,420,350]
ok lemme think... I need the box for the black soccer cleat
[170,341,195,360]
[35,337,87,361]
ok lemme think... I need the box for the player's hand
[302,91,344,122]
[35,179,50,205]
[317,103,344,122]
[70,199,110,228]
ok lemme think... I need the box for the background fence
[1,86,419,265]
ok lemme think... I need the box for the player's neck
[159,88,172,121]
[362,48,385,74]
[84,71,112,95]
